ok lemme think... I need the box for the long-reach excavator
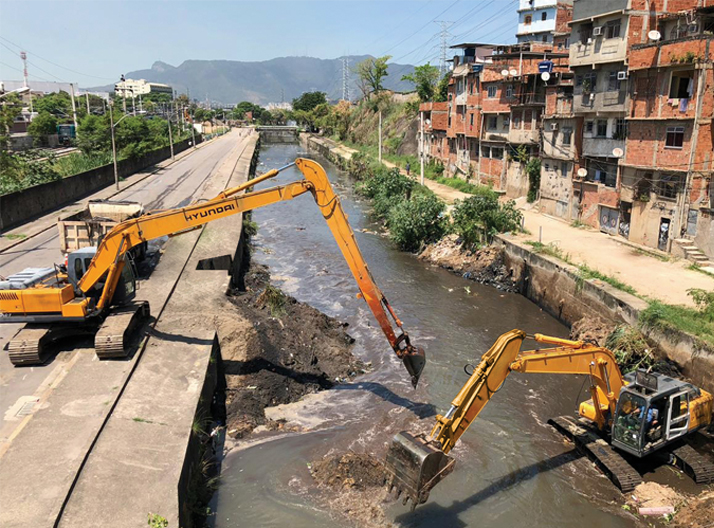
[0,158,425,387]
[385,329,714,508]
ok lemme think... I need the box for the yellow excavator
[385,330,714,508]
[0,158,426,387]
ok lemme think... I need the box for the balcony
[513,91,546,106]
[455,91,467,106]
[569,33,626,67]
[483,130,508,142]
[573,88,626,113]
[583,137,624,157]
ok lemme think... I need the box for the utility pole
[69,83,78,128]
[341,57,350,101]
[168,111,175,160]
[85,93,90,114]
[190,108,196,148]
[420,110,425,186]
[436,21,453,76]
[109,103,119,191]
[19,51,33,114]
[378,110,382,163]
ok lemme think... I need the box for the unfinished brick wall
[625,120,694,168]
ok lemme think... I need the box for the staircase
[674,238,713,269]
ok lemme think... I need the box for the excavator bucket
[403,347,426,388]
[384,431,455,510]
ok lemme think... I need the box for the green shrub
[605,325,656,373]
[358,167,414,200]
[387,193,446,252]
[451,193,522,246]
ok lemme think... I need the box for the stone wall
[0,137,201,232]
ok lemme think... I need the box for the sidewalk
[322,137,714,308]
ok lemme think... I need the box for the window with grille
[488,116,498,130]
[596,120,608,138]
[562,127,573,145]
[585,121,594,134]
[614,119,627,139]
[606,19,621,39]
[506,84,514,98]
[665,126,685,149]
[487,85,497,98]
[525,15,532,25]
[503,116,510,129]
[608,72,621,91]
[657,174,682,199]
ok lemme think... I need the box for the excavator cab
[611,370,701,458]
[67,247,136,305]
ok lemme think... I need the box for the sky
[0,0,518,89]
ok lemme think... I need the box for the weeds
[3,233,27,240]
[242,218,258,239]
[688,263,714,278]
[525,241,571,263]
[577,265,638,296]
[640,293,714,347]
[605,325,655,373]
[147,513,169,528]
[433,176,492,195]
[259,284,287,317]
[570,220,590,230]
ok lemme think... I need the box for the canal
[212,140,633,527]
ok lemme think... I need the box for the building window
[482,145,490,158]
[544,162,550,171]
[492,147,504,159]
[469,114,474,127]
[448,115,452,127]
[542,34,548,43]
[469,80,474,95]
[505,84,514,99]
[608,71,622,91]
[606,19,621,39]
[513,112,522,129]
[525,15,532,25]
[503,115,510,129]
[580,22,593,44]
[488,115,498,130]
[665,126,685,149]
[669,71,694,99]
[657,174,682,199]
[541,11,547,21]
[614,119,627,139]
[561,162,570,177]
[562,126,573,145]
[585,121,594,134]
[596,120,608,138]
[487,85,497,98]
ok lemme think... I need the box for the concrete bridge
[256,125,298,142]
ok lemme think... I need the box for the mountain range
[89,55,416,105]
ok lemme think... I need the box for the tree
[76,114,111,154]
[0,94,22,182]
[34,91,72,120]
[355,56,391,97]
[28,111,58,146]
[401,63,440,102]
[292,91,327,112]
[434,73,450,103]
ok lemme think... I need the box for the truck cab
[611,370,712,457]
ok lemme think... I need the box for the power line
[0,35,115,82]
[381,0,461,56]
[369,0,436,49]
[0,60,52,82]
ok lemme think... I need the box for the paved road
[0,131,244,449]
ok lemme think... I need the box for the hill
[89,56,416,105]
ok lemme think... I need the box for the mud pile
[310,453,393,528]
[419,234,516,292]
[675,490,714,528]
[220,263,363,438]
[569,316,616,345]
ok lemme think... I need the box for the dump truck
[58,200,146,259]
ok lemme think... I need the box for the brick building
[418,0,714,260]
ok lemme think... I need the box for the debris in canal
[221,262,363,439]
[419,234,517,292]
[310,452,393,528]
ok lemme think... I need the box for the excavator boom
[1,159,425,386]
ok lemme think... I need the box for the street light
[108,103,132,191]
[0,86,31,99]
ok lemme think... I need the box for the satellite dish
[648,30,661,41]
[501,69,509,77]
[449,64,454,71]
[612,147,624,158]
[509,69,518,76]
[425,118,431,126]
[577,168,588,177]
[541,72,551,82]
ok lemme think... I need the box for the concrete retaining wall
[0,137,201,232]
[496,234,714,393]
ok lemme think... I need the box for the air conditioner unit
[593,26,604,36]
[688,23,699,33]
[617,71,628,80]
[551,122,559,131]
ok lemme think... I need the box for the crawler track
[671,443,714,484]
[95,301,150,359]
[549,415,642,492]
[7,325,51,365]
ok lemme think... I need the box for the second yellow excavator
[385,330,714,508]
[0,159,425,387]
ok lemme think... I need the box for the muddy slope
[219,262,363,438]
[419,234,517,292]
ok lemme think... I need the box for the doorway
[658,218,671,251]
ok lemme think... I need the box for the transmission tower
[436,21,453,76]
[341,57,350,101]
[20,51,29,88]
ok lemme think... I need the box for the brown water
[212,142,634,528]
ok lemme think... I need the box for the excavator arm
[385,329,625,508]
[12,158,425,386]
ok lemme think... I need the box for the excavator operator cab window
[613,391,647,451]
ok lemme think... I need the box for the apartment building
[517,0,574,44]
